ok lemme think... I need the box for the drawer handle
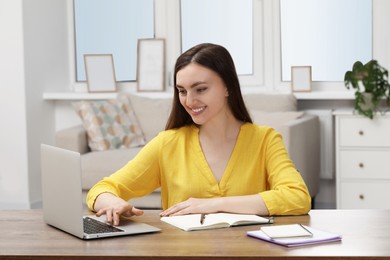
[359,194,365,200]
[359,163,364,168]
[358,130,364,136]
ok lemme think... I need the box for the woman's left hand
[159,197,219,217]
[159,194,268,217]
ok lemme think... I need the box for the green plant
[344,60,390,119]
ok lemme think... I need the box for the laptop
[40,144,161,239]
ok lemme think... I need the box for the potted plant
[344,60,390,119]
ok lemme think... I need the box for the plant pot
[360,92,375,111]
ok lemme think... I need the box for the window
[180,0,253,75]
[280,0,372,82]
[74,0,154,82]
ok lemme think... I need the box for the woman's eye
[177,89,186,95]
[197,87,207,93]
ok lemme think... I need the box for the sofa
[55,93,320,209]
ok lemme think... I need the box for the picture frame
[137,38,165,92]
[291,66,312,92]
[84,54,117,93]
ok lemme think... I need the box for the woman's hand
[160,197,218,217]
[159,195,268,217]
[94,193,144,226]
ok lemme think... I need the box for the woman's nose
[185,92,195,106]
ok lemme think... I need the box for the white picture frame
[291,66,312,92]
[137,38,165,92]
[84,54,117,93]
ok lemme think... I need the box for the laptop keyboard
[83,217,124,234]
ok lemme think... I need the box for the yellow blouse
[87,123,311,215]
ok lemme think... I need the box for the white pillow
[127,94,172,142]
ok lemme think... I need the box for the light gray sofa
[56,93,320,209]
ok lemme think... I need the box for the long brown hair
[165,43,252,130]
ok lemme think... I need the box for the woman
[87,43,311,226]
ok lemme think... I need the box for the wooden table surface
[1,209,390,259]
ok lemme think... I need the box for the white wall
[23,0,70,207]
[0,0,30,209]
[373,0,390,70]
[0,0,69,209]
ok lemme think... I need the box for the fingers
[160,198,215,217]
[131,207,144,216]
[95,204,144,226]
[117,205,144,218]
[96,207,116,225]
[159,205,178,217]
[161,207,186,217]
[160,201,190,217]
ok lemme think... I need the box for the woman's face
[176,63,229,126]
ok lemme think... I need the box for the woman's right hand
[94,192,144,226]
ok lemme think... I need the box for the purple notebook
[247,225,342,247]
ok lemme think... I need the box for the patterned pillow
[73,94,146,151]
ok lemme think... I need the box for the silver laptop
[40,144,160,239]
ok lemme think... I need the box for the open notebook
[161,213,273,231]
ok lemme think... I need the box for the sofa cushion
[80,147,143,189]
[249,110,304,128]
[250,110,304,152]
[244,93,297,112]
[127,94,172,142]
[73,94,146,151]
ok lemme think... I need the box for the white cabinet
[334,111,390,209]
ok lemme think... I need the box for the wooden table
[1,209,390,259]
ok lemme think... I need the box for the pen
[200,214,206,225]
[299,224,313,237]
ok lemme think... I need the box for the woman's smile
[190,106,207,114]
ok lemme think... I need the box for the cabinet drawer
[339,182,390,209]
[339,117,390,147]
[339,150,390,179]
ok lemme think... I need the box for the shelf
[43,92,119,100]
[293,91,354,100]
[43,90,356,101]
[333,109,390,116]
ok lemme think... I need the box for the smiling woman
[86,43,311,226]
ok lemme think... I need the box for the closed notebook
[247,225,342,247]
[260,224,313,239]
[161,213,272,231]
